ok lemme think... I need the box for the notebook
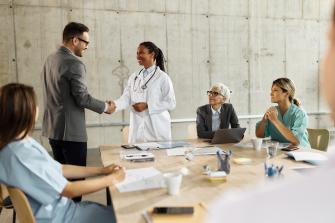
[286,151,328,165]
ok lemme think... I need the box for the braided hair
[139,41,165,72]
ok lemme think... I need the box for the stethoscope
[133,66,158,91]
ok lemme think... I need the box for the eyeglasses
[207,91,221,97]
[77,37,89,46]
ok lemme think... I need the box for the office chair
[307,128,330,151]
[6,186,35,223]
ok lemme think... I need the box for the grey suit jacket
[196,103,240,139]
[41,46,105,142]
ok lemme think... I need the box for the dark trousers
[49,139,87,202]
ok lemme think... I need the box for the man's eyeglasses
[77,37,89,45]
[207,91,221,97]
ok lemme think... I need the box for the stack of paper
[166,147,221,156]
[116,167,163,193]
[286,151,328,165]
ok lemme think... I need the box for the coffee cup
[251,138,263,151]
[164,172,182,195]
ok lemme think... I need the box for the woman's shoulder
[222,103,236,111]
[1,137,41,156]
[156,68,171,79]
[129,71,138,79]
[222,103,234,108]
[197,104,210,112]
[291,104,307,117]
[0,138,32,161]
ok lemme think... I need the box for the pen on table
[199,202,208,211]
[142,211,152,223]
[197,145,215,148]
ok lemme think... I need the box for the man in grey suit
[41,22,114,201]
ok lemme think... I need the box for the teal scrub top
[256,104,310,148]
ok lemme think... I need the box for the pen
[199,202,208,211]
[278,165,284,174]
[142,211,152,223]
[197,145,215,148]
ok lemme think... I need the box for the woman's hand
[106,167,126,184]
[265,107,278,123]
[102,164,122,175]
[132,102,148,112]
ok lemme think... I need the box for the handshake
[105,100,116,114]
[104,100,148,114]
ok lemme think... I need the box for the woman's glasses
[207,91,221,97]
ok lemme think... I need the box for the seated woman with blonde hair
[196,83,240,139]
[256,77,310,148]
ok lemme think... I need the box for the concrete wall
[0,0,334,148]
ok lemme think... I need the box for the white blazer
[115,66,176,143]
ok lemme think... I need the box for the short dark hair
[63,22,89,43]
[0,83,37,149]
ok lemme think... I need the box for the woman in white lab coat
[113,41,176,143]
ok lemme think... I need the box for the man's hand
[132,102,148,112]
[105,100,116,114]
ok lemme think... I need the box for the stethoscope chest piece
[134,66,158,92]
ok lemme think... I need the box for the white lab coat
[115,66,176,143]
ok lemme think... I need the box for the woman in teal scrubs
[256,78,310,148]
[0,83,125,223]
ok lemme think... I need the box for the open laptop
[207,128,246,144]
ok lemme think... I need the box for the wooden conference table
[100,140,317,223]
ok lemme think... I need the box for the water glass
[266,142,279,158]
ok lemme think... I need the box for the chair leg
[105,188,117,223]
[12,209,16,223]
[106,187,111,206]
[0,207,2,215]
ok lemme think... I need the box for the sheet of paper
[287,151,328,165]
[235,141,290,149]
[115,167,163,193]
[234,141,253,148]
[166,147,193,156]
[157,141,191,149]
[166,147,221,156]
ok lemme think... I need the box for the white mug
[251,138,263,151]
[164,173,182,195]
